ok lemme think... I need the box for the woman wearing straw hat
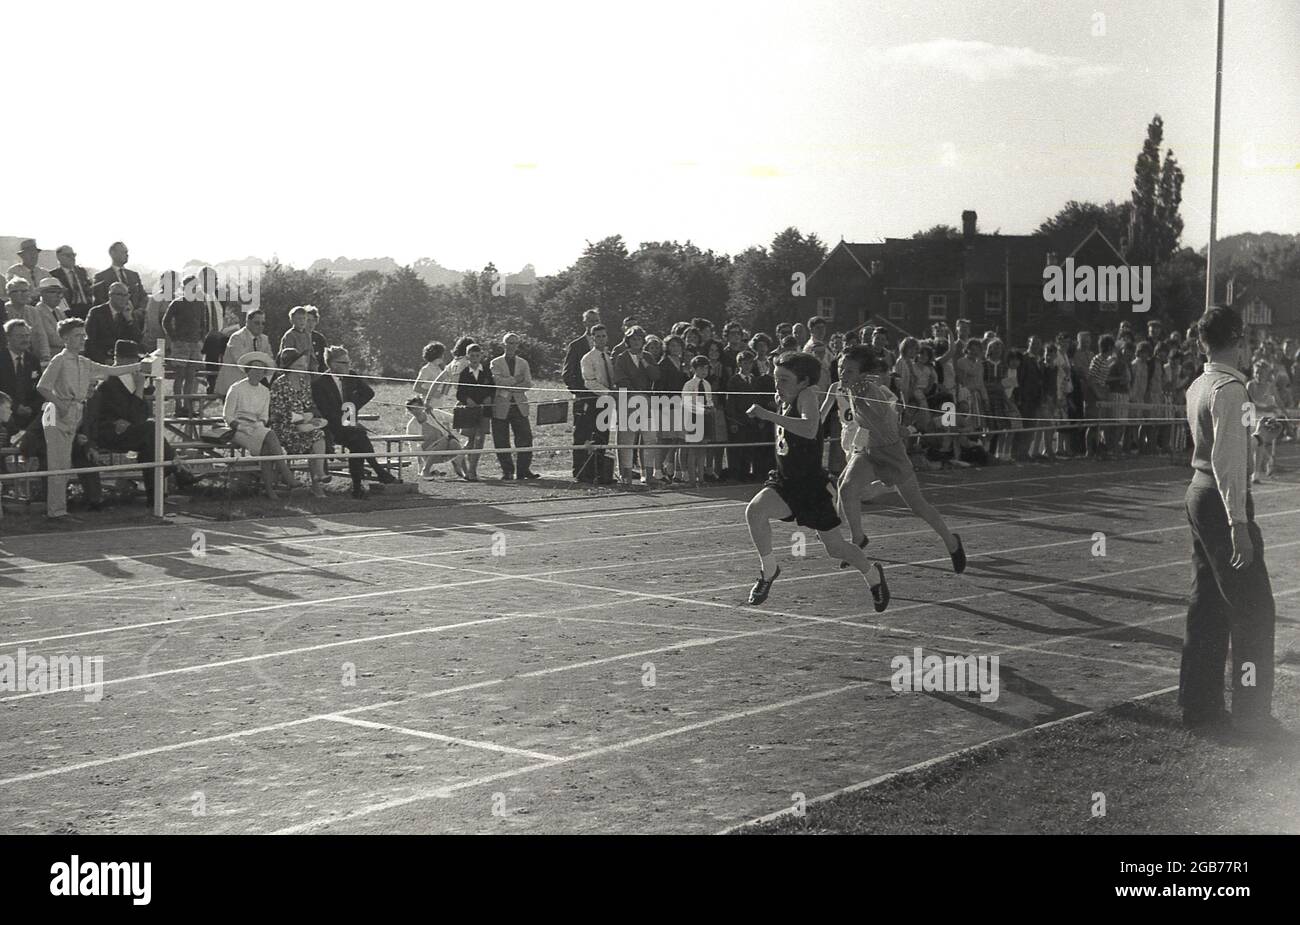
[268,347,329,498]
[222,350,299,499]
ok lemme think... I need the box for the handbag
[452,405,487,429]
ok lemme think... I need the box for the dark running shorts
[765,469,842,533]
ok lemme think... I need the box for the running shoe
[869,563,890,612]
[950,533,967,574]
[747,566,781,605]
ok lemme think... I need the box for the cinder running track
[1,455,1296,833]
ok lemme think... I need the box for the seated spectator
[268,349,328,498]
[91,242,148,311]
[3,277,34,337]
[0,319,43,457]
[87,281,145,366]
[311,345,395,498]
[223,351,297,499]
[51,247,97,321]
[5,239,53,301]
[87,339,196,508]
[25,278,69,363]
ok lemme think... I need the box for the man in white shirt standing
[489,332,538,480]
[1180,305,1278,736]
[578,324,615,484]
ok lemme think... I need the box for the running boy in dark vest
[743,351,889,609]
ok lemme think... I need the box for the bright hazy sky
[8,0,1297,274]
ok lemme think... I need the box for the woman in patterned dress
[268,347,328,497]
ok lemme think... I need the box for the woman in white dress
[222,351,297,499]
[424,337,473,473]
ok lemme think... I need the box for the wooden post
[153,338,166,517]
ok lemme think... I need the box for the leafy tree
[1037,200,1131,250]
[364,266,435,377]
[1129,115,1185,266]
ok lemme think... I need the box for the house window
[870,260,884,276]
[888,301,905,321]
[1243,302,1272,326]
[816,297,835,319]
[984,288,1003,315]
[927,294,947,319]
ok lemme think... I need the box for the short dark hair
[692,317,713,330]
[808,315,827,330]
[423,341,445,363]
[689,354,711,370]
[1197,306,1243,352]
[589,323,606,336]
[1098,334,1116,354]
[779,335,798,350]
[775,351,823,386]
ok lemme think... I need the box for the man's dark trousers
[1179,486,1275,722]
[572,397,608,481]
[573,397,595,479]
[98,422,175,503]
[493,405,533,477]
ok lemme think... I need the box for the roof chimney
[961,210,977,245]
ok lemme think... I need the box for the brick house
[804,210,1154,342]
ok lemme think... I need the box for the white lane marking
[317,715,563,762]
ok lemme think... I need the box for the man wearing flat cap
[86,281,144,364]
[50,246,95,320]
[6,239,54,304]
[23,277,69,363]
[87,339,194,508]
[91,241,148,312]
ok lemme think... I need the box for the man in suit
[611,325,659,485]
[215,309,271,398]
[579,323,616,485]
[91,241,148,311]
[311,345,395,499]
[50,246,95,319]
[564,309,601,480]
[5,239,54,303]
[87,340,194,507]
[24,278,69,363]
[86,282,144,364]
[0,319,43,442]
[489,332,538,480]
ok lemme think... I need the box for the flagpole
[1204,0,1225,311]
